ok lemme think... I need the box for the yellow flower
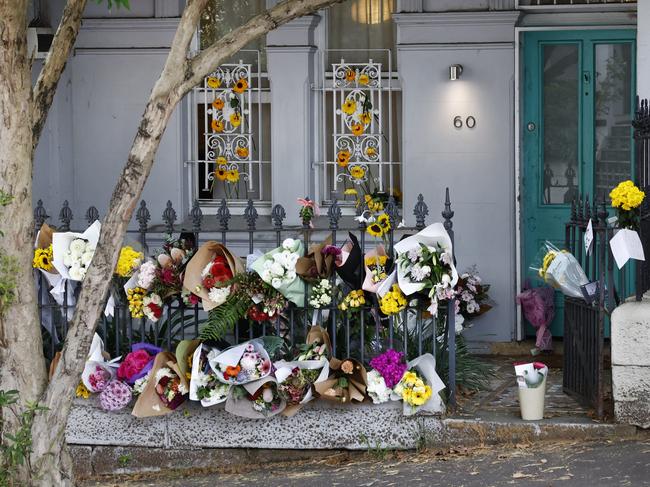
[367,223,384,238]
[365,255,388,267]
[338,289,366,311]
[358,74,370,85]
[212,98,224,110]
[359,112,372,125]
[344,188,358,196]
[539,250,557,279]
[33,245,54,272]
[377,213,391,231]
[349,165,365,180]
[211,119,224,133]
[76,382,90,399]
[380,284,407,315]
[230,112,242,128]
[345,69,356,82]
[216,156,228,166]
[610,180,645,211]
[126,287,146,319]
[226,169,240,183]
[233,78,248,94]
[342,99,357,115]
[207,76,221,89]
[236,146,249,158]
[215,169,227,181]
[116,246,143,278]
[351,123,365,136]
[337,150,351,168]
[366,147,377,157]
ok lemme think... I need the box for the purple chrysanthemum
[99,380,133,411]
[369,349,408,388]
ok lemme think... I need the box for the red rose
[160,268,176,285]
[203,275,216,290]
[147,302,163,319]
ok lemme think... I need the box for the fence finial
[328,199,342,230]
[576,194,584,222]
[245,199,258,230]
[34,200,49,229]
[413,194,428,230]
[59,200,73,231]
[584,194,591,221]
[85,206,99,224]
[162,200,177,234]
[386,196,399,228]
[570,198,577,222]
[217,199,231,231]
[190,200,203,233]
[271,204,286,229]
[136,201,150,233]
[442,188,454,235]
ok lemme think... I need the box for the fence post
[442,187,456,410]
[59,200,73,231]
[136,201,150,252]
[190,200,203,249]
[162,200,177,236]
[413,194,428,231]
[34,199,49,230]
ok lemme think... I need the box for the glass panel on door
[542,44,580,205]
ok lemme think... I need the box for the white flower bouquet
[251,238,305,306]
[209,339,272,386]
[308,279,333,308]
[189,344,231,407]
[52,220,101,281]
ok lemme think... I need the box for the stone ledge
[611,299,650,367]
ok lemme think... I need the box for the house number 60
[453,116,477,129]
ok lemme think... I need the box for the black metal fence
[35,191,460,407]
[633,97,650,300]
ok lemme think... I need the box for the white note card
[610,228,646,269]
[584,219,594,256]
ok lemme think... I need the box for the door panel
[522,30,636,337]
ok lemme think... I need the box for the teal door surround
[522,29,636,337]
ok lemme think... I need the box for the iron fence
[35,191,460,407]
[632,97,650,300]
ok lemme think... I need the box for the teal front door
[522,30,636,336]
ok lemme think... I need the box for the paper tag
[610,228,646,269]
[584,219,594,256]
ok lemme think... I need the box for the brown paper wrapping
[37,223,55,250]
[132,352,189,418]
[175,339,201,380]
[314,357,367,404]
[296,236,335,282]
[182,241,244,311]
[305,325,332,359]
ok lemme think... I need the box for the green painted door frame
[522,29,636,337]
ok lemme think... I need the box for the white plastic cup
[518,376,547,421]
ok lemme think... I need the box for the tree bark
[23,0,344,485]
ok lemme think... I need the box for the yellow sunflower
[226,169,240,183]
[233,78,248,94]
[344,188,358,196]
[337,150,351,168]
[358,73,370,85]
[207,76,221,89]
[351,123,364,136]
[33,245,54,272]
[349,165,365,180]
[212,98,224,110]
[216,156,228,166]
[345,69,356,82]
[377,213,391,231]
[359,112,372,125]
[215,169,227,181]
[230,112,242,127]
[366,147,377,157]
[236,146,249,158]
[342,99,357,115]
[367,222,384,238]
[211,119,224,133]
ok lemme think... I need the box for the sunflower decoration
[351,123,365,136]
[367,221,384,238]
[215,168,227,181]
[342,99,357,115]
[236,146,249,158]
[377,213,391,233]
[358,73,370,86]
[349,165,365,181]
[212,98,224,110]
[226,169,240,183]
[216,156,228,166]
[211,119,224,133]
[345,69,356,82]
[230,112,242,128]
[366,147,377,158]
[344,188,358,197]
[359,112,372,126]
[233,78,248,94]
[207,76,221,89]
[33,245,54,272]
[364,194,384,213]
[337,150,351,168]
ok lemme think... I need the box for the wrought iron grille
[517,0,635,6]
[34,190,460,407]
[632,97,650,300]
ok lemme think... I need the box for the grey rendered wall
[395,11,519,342]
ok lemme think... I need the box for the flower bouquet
[132,352,189,417]
[251,238,305,307]
[33,223,57,277]
[362,245,393,294]
[81,333,120,394]
[308,279,333,309]
[116,343,162,385]
[209,339,272,385]
[189,344,231,406]
[335,233,362,289]
[393,353,445,416]
[275,358,329,416]
[225,376,286,419]
[99,380,133,412]
[609,180,646,268]
[175,339,201,382]
[183,241,244,311]
[52,220,101,281]
[366,349,408,404]
[296,236,338,282]
[530,241,588,299]
[314,357,367,404]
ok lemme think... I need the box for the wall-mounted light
[449,64,463,81]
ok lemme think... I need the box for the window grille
[517,0,635,6]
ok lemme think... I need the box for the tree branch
[179,0,345,94]
[31,0,88,153]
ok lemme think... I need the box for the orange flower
[212,98,224,110]
[216,156,228,166]
[211,119,224,133]
[366,147,377,157]
[207,76,221,89]
[224,365,241,380]
[345,69,356,82]
[351,123,364,136]
[337,150,351,168]
[358,73,370,85]
[230,112,242,128]
[233,78,248,94]
[236,146,249,158]
[341,360,354,374]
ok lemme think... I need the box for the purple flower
[321,245,342,257]
[99,380,133,411]
[369,349,408,389]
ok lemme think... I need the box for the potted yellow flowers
[609,180,646,269]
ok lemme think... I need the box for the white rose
[69,239,86,257]
[285,270,296,282]
[80,250,94,267]
[282,238,295,251]
[261,270,272,282]
[271,278,283,289]
[63,252,73,267]
[69,265,85,281]
[287,252,299,268]
[270,261,284,277]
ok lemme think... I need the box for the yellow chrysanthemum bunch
[127,287,146,318]
[380,284,407,316]
[33,244,54,272]
[76,382,90,399]
[539,250,557,280]
[399,370,432,407]
[116,246,143,278]
[364,255,388,267]
[610,180,645,211]
[338,289,366,312]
